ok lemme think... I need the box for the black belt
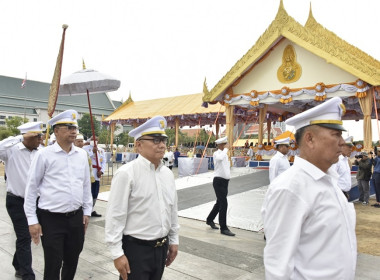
[124,235,168,248]
[7,192,22,199]
[38,207,82,217]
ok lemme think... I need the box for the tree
[0,126,13,140]
[77,113,100,139]
[5,116,28,135]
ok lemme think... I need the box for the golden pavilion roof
[103,93,227,127]
[203,0,380,102]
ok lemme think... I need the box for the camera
[355,155,363,159]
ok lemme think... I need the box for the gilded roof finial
[305,2,318,28]
[82,59,86,70]
[203,77,210,95]
[125,91,133,104]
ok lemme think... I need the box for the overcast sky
[1,0,380,140]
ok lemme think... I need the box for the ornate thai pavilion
[202,0,380,152]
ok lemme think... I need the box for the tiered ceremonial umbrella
[59,64,120,170]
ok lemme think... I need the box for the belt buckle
[154,238,167,247]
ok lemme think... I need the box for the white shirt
[213,148,230,180]
[0,135,38,197]
[164,150,174,167]
[83,145,106,181]
[24,142,93,225]
[105,155,179,260]
[333,154,352,192]
[261,156,357,280]
[269,151,290,183]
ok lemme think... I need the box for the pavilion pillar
[267,119,271,144]
[175,118,179,147]
[215,121,220,140]
[110,122,115,159]
[133,121,138,153]
[358,88,373,151]
[258,105,268,144]
[226,105,235,161]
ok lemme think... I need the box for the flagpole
[45,24,68,146]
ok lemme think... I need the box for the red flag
[21,73,27,88]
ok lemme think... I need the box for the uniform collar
[138,154,165,170]
[294,156,338,181]
[52,141,79,154]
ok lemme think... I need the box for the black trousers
[207,177,229,230]
[373,172,380,203]
[38,208,84,280]
[6,194,35,280]
[120,236,168,280]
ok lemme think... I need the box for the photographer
[354,152,373,205]
[372,147,380,208]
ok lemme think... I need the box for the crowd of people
[1,96,379,279]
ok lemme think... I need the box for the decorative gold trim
[310,120,343,125]
[203,0,380,102]
[141,130,165,135]
[55,121,77,125]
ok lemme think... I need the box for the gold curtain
[258,105,268,144]
[358,88,373,151]
[226,105,235,162]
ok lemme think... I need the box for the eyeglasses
[139,137,168,144]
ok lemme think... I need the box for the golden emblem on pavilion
[277,45,302,83]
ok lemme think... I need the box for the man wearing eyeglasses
[0,121,43,279]
[106,115,179,280]
[24,110,92,280]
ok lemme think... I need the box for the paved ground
[0,169,379,279]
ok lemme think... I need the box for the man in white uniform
[105,115,179,280]
[83,135,106,217]
[261,97,357,279]
[333,136,354,199]
[206,136,235,236]
[1,121,43,279]
[269,137,290,183]
[24,110,92,280]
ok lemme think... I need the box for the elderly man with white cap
[261,97,357,280]
[105,116,179,280]
[206,136,235,236]
[24,110,92,280]
[0,121,43,279]
[269,137,291,183]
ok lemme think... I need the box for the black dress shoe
[221,229,235,236]
[206,221,219,229]
[15,270,22,278]
[91,211,102,217]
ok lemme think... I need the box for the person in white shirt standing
[261,97,357,280]
[24,110,92,280]
[1,121,43,280]
[333,136,354,200]
[269,137,291,183]
[206,136,235,236]
[105,115,179,280]
[83,135,106,217]
[163,146,174,170]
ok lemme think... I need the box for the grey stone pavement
[0,169,379,279]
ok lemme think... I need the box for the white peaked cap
[128,116,167,139]
[48,109,78,127]
[17,121,43,134]
[275,137,290,146]
[285,97,346,131]
[215,136,228,145]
